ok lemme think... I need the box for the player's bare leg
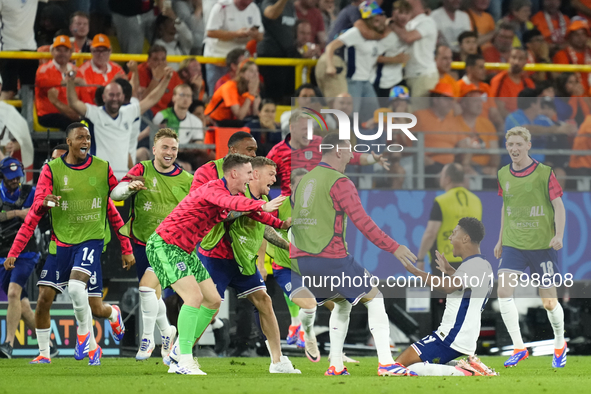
[540,287,566,368]
[4,283,24,348]
[497,270,528,367]
[247,289,300,373]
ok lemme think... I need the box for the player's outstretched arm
[404,260,463,294]
[434,250,456,276]
[264,226,290,250]
[393,245,418,268]
[358,152,390,171]
[261,195,287,213]
[494,202,504,259]
[550,197,565,250]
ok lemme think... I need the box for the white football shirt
[85,101,140,179]
[339,27,383,82]
[371,32,408,89]
[436,254,493,355]
[430,7,472,53]
[404,13,437,78]
[203,0,264,58]
[153,110,204,145]
[0,0,47,51]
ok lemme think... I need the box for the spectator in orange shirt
[204,60,260,127]
[482,23,515,65]
[531,0,570,51]
[35,35,85,131]
[134,45,184,115]
[554,72,590,124]
[213,48,246,93]
[458,54,504,133]
[413,82,459,188]
[453,84,500,181]
[490,47,535,117]
[178,58,207,102]
[69,11,91,53]
[552,19,591,95]
[466,0,495,46]
[566,113,591,188]
[436,45,460,97]
[78,34,125,104]
[573,0,591,26]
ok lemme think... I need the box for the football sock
[177,304,200,355]
[498,298,525,349]
[546,303,565,349]
[108,304,118,323]
[87,303,97,351]
[211,318,224,330]
[36,328,51,358]
[69,280,90,337]
[298,307,316,338]
[364,296,395,365]
[194,306,217,341]
[284,293,300,325]
[156,296,171,334]
[408,362,467,376]
[139,286,158,340]
[328,299,352,371]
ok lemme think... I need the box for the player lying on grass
[291,133,417,376]
[111,128,194,362]
[145,154,297,375]
[395,217,497,376]
[4,125,133,365]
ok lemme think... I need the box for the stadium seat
[275,105,291,123]
[32,103,60,133]
[207,127,250,159]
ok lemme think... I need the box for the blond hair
[154,128,179,143]
[251,156,276,169]
[505,126,531,143]
[289,108,312,127]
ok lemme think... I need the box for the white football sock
[328,300,352,371]
[298,307,316,338]
[87,303,97,351]
[546,303,565,349]
[36,328,51,358]
[498,298,525,349]
[69,280,90,337]
[211,318,224,330]
[364,296,395,365]
[108,304,118,323]
[290,316,301,326]
[156,296,171,334]
[139,286,158,340]
[408,362,467,376]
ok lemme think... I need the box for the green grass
[1,356,590,394]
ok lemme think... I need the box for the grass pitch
[1,356,590,394]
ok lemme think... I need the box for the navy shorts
[56,239,104,296]
[198,252,266,300]
[37,253,67,294]
[297,255,373,306]
[499,246,560,289]
[273,266,305,299]
[411,332,464,365]
[0,252,40,299]
[133,242,152,281]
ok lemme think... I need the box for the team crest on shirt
[177,262,187,272]
[286,282,292,292]
[123,122,129,131]
[88,177,96,186]
[40,270,47,279]
[304,151,313,160]
[248,16,253,24]
[525,182,532,192]
[171,186,181,198]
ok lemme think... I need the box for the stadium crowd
[1,0,591,190]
